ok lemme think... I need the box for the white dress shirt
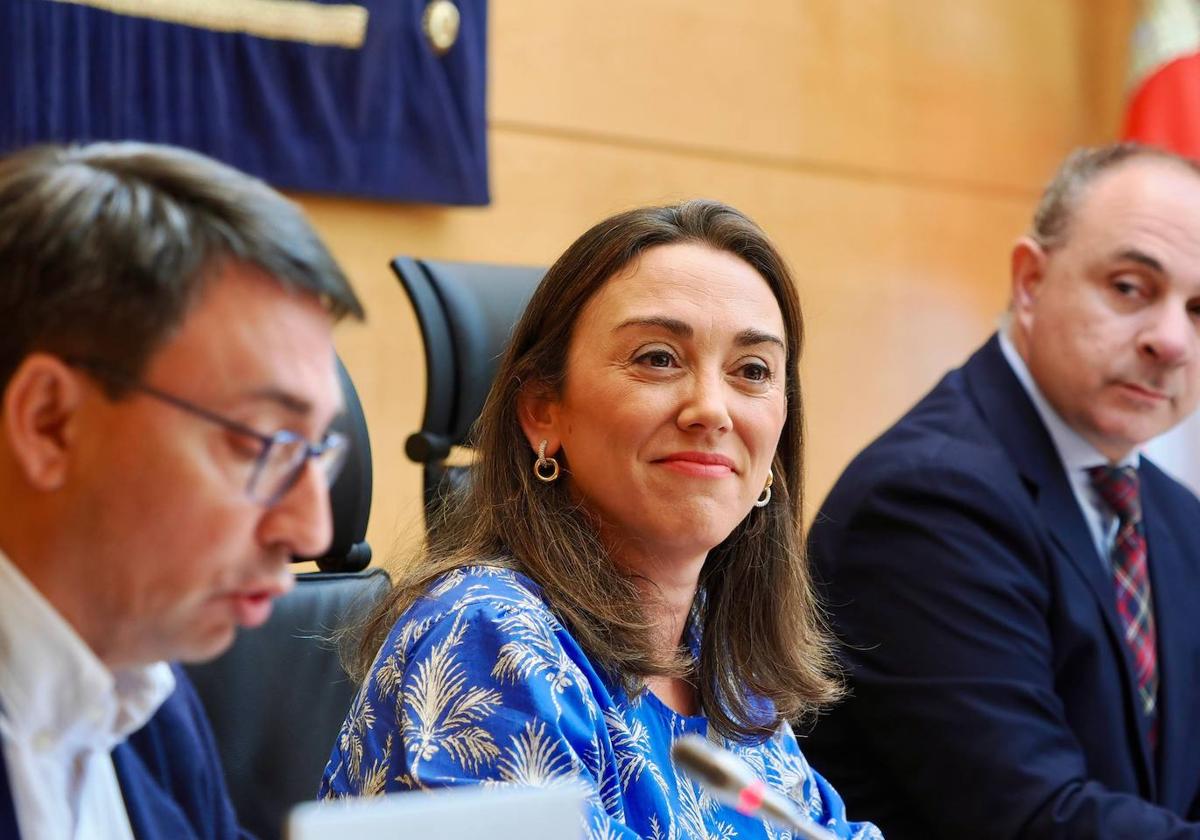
[0,549,175,840]
[998,329,1138,565]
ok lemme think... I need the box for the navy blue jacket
[0,665,245,839]
[804,335,1200,839]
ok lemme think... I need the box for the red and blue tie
[1088,465,1158,747]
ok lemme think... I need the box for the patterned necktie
[1088,465,1158,747]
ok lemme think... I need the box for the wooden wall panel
[492,0,1095,190]
[296,0,1137,560]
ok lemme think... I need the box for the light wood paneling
[297,1,1137,559]
[1078,0,1140,139]
[492,0,1094,190]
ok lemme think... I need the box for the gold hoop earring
[754,469,773,508]
[533,439,560,483]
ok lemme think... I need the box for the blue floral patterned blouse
[320,566,881,840]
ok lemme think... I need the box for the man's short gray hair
[1031,142,1200,250]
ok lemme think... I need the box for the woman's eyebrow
[614,317,784,352]
[735,328,785,351]
[614,315,692,337]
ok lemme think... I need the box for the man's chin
[171,623,239,665]
[1087,421,1172,461]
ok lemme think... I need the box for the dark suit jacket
[804,335,1200,839]
[0,665,246,839]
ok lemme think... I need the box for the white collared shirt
[0,549,175,840]
[998,329,1138,565]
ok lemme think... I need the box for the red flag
[1124,0,1200,153]
[1123,0,1200,495]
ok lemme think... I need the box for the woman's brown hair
[352,199,841,741]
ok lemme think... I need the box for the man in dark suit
[804,144,1200,839]
[0,143,364,838]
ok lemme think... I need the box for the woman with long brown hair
[321,200,880,839]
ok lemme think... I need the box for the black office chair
[391,256,545,527]
[185,356,389,840]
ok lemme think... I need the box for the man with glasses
[0,142,364,838]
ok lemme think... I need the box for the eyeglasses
[68,357,349,506]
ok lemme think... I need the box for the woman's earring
[754,469,773,508]
[533,439,560,483]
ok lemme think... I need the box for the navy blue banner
[0,0,489,205]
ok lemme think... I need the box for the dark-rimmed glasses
[67,357,348,506]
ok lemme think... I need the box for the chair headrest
[299,355,372,572]
[392,257,544,462]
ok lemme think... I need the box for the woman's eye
[636,350,676,368]
[738,362,772,382]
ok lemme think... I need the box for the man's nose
[260,460,335,560]
[1139,301,1195,368]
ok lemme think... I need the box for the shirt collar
[998,327,1139,473]
[0,548,175,752]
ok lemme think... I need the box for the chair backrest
[185,354,386,839]
[391,257,544,525]
[186,569,389,840]
[309,355,373,572]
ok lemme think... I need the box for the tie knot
[1088,465,1142,523]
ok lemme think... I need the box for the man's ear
[1010,236,1049,326]
[516,382,561,457]
[2,354,86,491]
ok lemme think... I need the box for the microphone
[671,734,839,840]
